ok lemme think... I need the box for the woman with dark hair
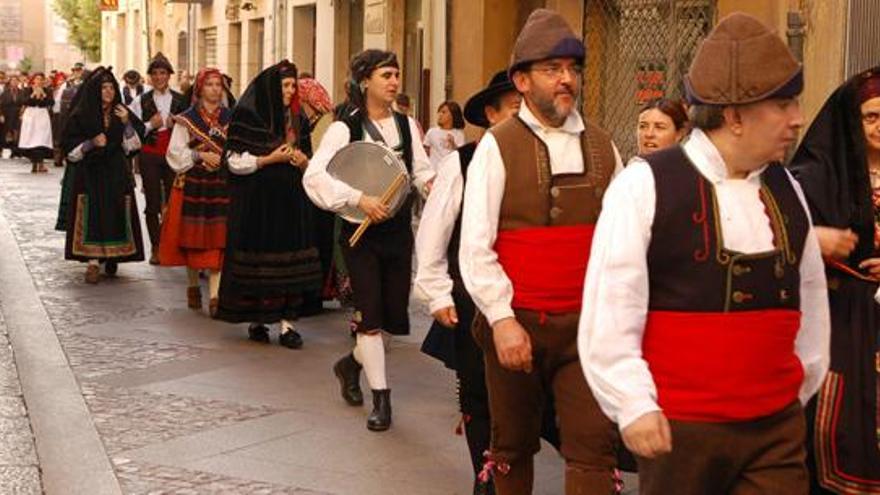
[789,66,880,495]
[61,67,146,283]
[636,97,689,156]
[214,60,322,350]
[424,100,466,169]
[305,49,434,432]
[18,72,55,173]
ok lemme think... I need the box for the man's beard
[531,89,574,127]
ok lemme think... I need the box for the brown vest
[492,116,615,230]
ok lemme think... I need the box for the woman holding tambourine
[305,49,435,432]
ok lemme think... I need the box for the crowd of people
[1,7,876,495]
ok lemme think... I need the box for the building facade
[0,0,82,73]
[101,0,447,128]
[101,0,877,150]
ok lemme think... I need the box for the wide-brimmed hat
[684,12,802,105]
[147,52,174,75]
[508,9,585,76]
[464,70,516,128]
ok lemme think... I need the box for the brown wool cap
[509,9,585,76]
[685,12,802,105]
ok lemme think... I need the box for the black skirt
[63,146,145,263]
[807,273,880,494]
[215,165,322,324]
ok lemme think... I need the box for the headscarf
[61,66,144,155]
[225,60,301,156]
[190,68,225,104]
[52,72,67,89]
[348,49,398,111]
[298,77,333,115]
[789,65,880,264]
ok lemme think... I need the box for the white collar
[518,101,584,136]
[684,128,767,184]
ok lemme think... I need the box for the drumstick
[349,172,408,247]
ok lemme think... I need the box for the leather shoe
[367,389,392,431]
[247,323,270,343]
[279,329,304,349]
[332,354,363,406]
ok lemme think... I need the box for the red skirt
[159,186,224,270]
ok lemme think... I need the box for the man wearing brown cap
[579,12,830,493]
[130,52,188,264]
[460,9,622,494]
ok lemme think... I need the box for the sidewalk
[0,158,636,494]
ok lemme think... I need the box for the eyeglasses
[530,64,583,80]
[864,111,880,125]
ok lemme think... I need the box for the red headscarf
[52,72,67,89]
[858,72,880,105]
[192,68,226,104]
[298,77,333,115]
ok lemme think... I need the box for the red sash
[643,309,804,422]
[142,128,172,156]
[495,225,594,313]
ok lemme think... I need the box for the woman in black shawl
[215,60,322,350]
[789,66,880,494]
[61,67,146,283]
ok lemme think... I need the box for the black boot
[366,389,391,432]
[247,323,270,343]
[332,354,363,406]
[104,261,118,276]
[279,329,304,349]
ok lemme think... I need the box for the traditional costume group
[44,8,880,494]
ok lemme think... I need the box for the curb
[0,206,122,494]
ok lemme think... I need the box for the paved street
[0,157,636,494]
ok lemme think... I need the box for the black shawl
[789,65,880,265]
[61,67,145,156]
[225,60,299,157]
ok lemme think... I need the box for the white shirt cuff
[428,295,456,315]
[618,397,662,431]
[346,190,363,209]
[485,305,516,327]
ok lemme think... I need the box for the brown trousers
[638,402,808,495]
[139,152,174,248]
[474,310,618,495]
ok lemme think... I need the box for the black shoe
[104,261,118,276]
[366,389,391,431]
[279,329,303,349]
[247,323,270,344]
[332,354,363,406]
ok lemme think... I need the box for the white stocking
[280,319,295,334]
[352,332,387,390]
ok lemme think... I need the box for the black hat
[147,52,174,75]
[464,70,516,128]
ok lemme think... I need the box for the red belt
[495,224,594,313]
[643,309,803,422]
